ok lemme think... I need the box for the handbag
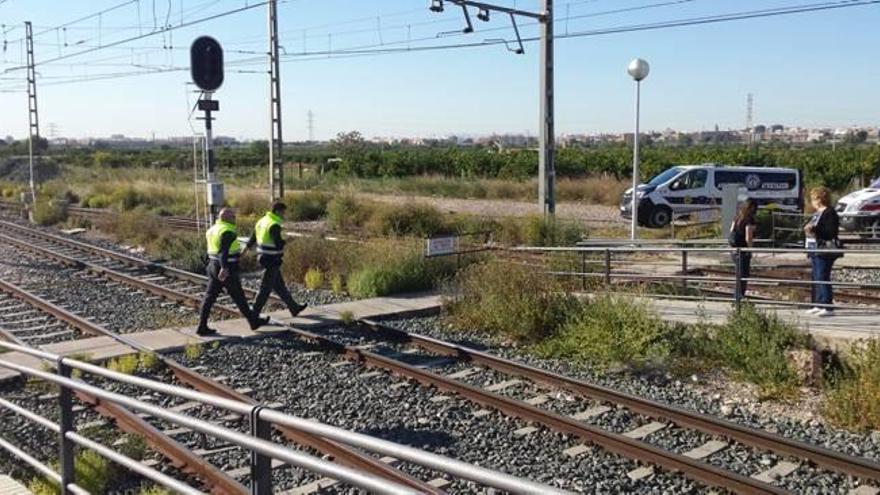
[818,238,844,258]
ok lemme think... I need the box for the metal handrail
[0,397,202,495]
[0,342,569,495]
[0,357,415,495]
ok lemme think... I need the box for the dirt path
[354,192,626,226]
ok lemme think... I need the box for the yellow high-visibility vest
[254,211,283,255]
[206,219,241,261]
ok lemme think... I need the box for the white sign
[426,236,457,257]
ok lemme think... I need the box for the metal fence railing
[0,342,567,495]
[511,245,880,312]
[772,210,880,247]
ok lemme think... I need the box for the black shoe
[290,303,307,318]
[249,316,271,330]
[196,327,218,336]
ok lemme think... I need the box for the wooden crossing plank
[570,406,611,421]
[752,461,800,483]
[623,421,667,440]
[683,440,728,460]
[0,474,31,495]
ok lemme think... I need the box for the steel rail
[0,397,206,495]
[0,277,437,493]
[0,281,251,493]
[0,359,417,495]
[358,319,880,484]
[0,436,90,495]
[164,358,446,495]
[0,341,568,495]
[265,322,789,494]
[0,232,216,311]
[0,219,283,303]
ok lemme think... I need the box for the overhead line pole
[25,21,39,211]
[268,0,284,201]
[539,0,555,217]
[434,0,555,217]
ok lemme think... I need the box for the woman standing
[804,187,842,317]
[729,198,757,299]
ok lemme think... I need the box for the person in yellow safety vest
[196,207,269,336]
[247,201,307,320]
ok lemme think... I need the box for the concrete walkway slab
[635,297,879,351]
[0,293,442,384]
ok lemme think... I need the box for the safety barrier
[511,244,880,312]
[0,342,569,495]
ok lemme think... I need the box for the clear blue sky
[1,0,878,141]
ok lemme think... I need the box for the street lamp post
[627,58,650,241]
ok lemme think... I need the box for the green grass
[824,339,880,431]
[184,342,203,360]
[304,267,324,290]
[536,296,678,369]
[106,354,139,375]
[443,261,577,343]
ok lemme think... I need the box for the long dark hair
[734,198,757,228]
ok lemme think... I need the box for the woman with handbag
[729,198,757,299]
[803,186,842,317]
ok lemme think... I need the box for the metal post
[581,251,587,291]
[250,407,272,495]
[57,358,75,495]
[630,80,641,240]
[538,0,555,217]
[202,92,220,224]
[604,248,611,287]
[680,249,688,292]
[268,0,284,201]
[734,248,742,310]
[25,21,39,210]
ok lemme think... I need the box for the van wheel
[648,206,672,228]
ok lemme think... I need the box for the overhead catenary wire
[2,0,877,90]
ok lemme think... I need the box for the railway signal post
[190,36,225,224]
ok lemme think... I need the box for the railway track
[0,219,284,313]
[0,276,443,493]
[4,219,879,493]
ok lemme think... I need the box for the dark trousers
[731,252,752,299]
[198,260,255,330]
[811,255,835,306]
[252,255,299,316]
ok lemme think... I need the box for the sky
[0,0,879,141]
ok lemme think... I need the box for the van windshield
[647,167,683,187]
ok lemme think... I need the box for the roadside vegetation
[823,340,880,431]
[444,261,814,399]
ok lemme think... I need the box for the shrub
[107,354,138,375]
[30,449,114,495]
[304,267,324,289]
[364,202,447,237]
[282,237,360,283]
[285,191,329,221]
[443,261,577,343]
[327,194,373,231]
[824,340,880,431]
[139,486,173,495]
[537,296,675,369]
[138,352,159,372]
[348,248,456,298]
[152,234,206,274]
[184,342,203,360]
[713,305,808,396]
[230,191,268,217]
[340,310,355,326]
[105,211,162,246]
[33,200,68,226]
[520,215,584,246]
[330,273,345,294]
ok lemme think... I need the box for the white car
[836,178,880,238]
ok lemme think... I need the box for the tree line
[4,134,879,191]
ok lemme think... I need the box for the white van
[620,164,803,228]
